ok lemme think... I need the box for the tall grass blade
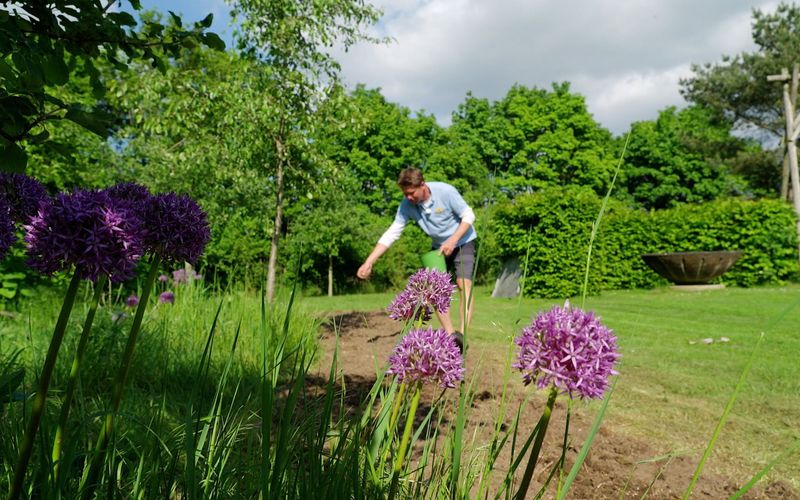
[681,332,765,499]
[730,439,800,499]
[81,255,160,499]
[580,133,629,307]
[184,299,224,499]
[11,270,82,500]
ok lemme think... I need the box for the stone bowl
[641,251,743,285]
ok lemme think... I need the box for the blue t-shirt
[393,182,477,248]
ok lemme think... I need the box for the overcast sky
[141,0,781,135]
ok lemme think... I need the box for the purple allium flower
[172,268,203,284]
[24,190,143,282]
[158,291,175,304]
[0,198,16,259]
[102,182,152,207]
[158,274,169,282]
[125,295,139,308]
[387,269,455,323]
[387,327,465,388]
[141,193,210,264]
[172,268,188,284]
[0,173,49,223]
[513,302,620,400]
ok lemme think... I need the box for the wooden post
[768,66,800,264]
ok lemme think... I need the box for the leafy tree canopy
[0,0,223,171]
[450,83,617,198]
[680,2,800,139]
[620,105,748,210]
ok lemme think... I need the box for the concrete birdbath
[641,251,742,290]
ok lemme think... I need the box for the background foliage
[4,2,800,297]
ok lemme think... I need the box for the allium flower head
[514,302,620,399]
[102,182,152,208]
[0,173,49,223]
[24,190,143,282]
[388,268,455,323]
[158,274,170,282]
[142,193,210,263]
[387,327,465,388]
[159,291,175,304]
[0,198,16,259]
[172,268,202,284]
[125,295,139,307]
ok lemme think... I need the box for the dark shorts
[443,240,475,280]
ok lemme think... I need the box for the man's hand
[357,262,373,280]
[439,239,457,257]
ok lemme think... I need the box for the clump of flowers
[387,327,464,388]
[514,302,619,399]
[24,190,143,282]
[159,291,175,304]
[387,268,455,323]
[0,172,49,223]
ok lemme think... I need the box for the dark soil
[311,311,796,499]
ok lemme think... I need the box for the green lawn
[301,284,800,489]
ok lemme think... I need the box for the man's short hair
[397,167,424,188]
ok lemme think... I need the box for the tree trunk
[328,254,333,297]
[266,137,286,303]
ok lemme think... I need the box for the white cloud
[336,0,778,134]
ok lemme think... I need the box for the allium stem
[52,274,107,485]
[389,382,422,500]
[515,387,558,500]
[81,256,161,498]
[381,382,407,467]
[387,382,407,441]
[11,270,83,500]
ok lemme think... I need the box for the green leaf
[42,55,69,85]
[43,141,75,157]
[0,141,27,172]
[201,32,226,51]
[1,282,18,289]
[129,0,141,9]
[109,11,137,27]
[0,59,15,80]
[64,107,111,137]
[168,11,183,28]
[0,288,16,299]
[29,130,50,144]
[198,13,214,28]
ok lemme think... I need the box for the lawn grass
[300,284,800,489]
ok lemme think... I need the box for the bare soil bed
[312,311,796,499]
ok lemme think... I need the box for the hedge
[493,187,799,298]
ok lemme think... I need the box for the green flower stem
[388,382,421,500]
[11,270,83,500]
[515,386,559,500]
[81,256,160,498]
[52,274,107,484]
[387,382,407,439]
[380,381,407,467]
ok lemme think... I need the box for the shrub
[493,187,799,297]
